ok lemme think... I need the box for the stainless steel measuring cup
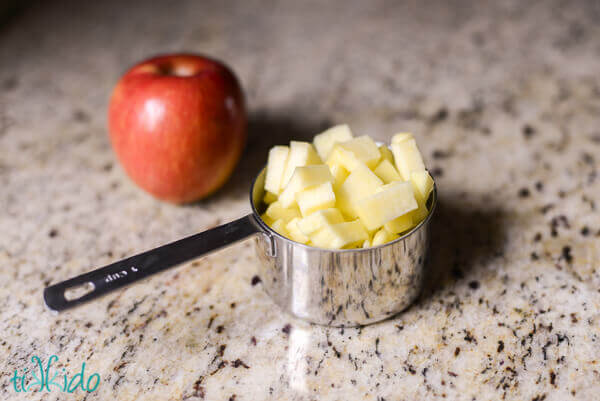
[44,168,436,326]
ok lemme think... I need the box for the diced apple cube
[384,213,413,234]
[265,201,301,222]
[310,220,368,249]
[279,165,333,207]
[391,138,425,180]
[286,217,310,244]
[336,165,383,219]
[363,239,371,248]
[326,146,362,172]
[408,200,429,225]
[260,213,274,226]
[329,163,349,189]
[338,136,381,169]
[297,208,345,236]
[409,203,429,224]
[354,181,418,231]
[373,159,402,184]
[410,170,434,200]
[379,145,395,164]
[263,191,278,204]
[270,219,288,237]
[296,182,336,217]
[372,228,399,246]
[281,141,322,188]
[341,164,384,194]
[407,170,434,225]
[264,145,289,194]
[313,124,354,160]
[391,132,414,144]
[336,193,356,219]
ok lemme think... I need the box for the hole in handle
[64,282,95,301]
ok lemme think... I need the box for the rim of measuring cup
[249,166,437,253]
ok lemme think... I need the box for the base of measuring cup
[253,215,431,327]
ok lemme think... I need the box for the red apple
[108,54,246,203]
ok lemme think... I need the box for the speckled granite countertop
[1,0,600,400]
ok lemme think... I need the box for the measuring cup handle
[43,214,264,312]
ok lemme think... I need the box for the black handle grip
[43,214,262,312]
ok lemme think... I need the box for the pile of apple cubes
[261,125,434,249]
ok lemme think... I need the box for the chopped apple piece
[354,181,418,231]
[263,191,278,204]
[373,159,402,184]
[379,145,395,164]
[338,136,381,169]
[329,163,349,189]
[391,138,425,180]
[363,239,371,248]
[336,165,383,219]
[297,208,345,236]
[296,182,336,217]
[341,164,383,195]
[261,213,274,226]
[265,201,301,222]
[391,132,414,144]
[410,170,434,200]
[384,228,400,243]
[372,228,399,246]
[326,146,360,172]
[264,145,289,194]
[313,124,354,160]
[286,217,310,244]
[310,220,368,249]
[384,213,413,234]
[409,204,429,224]
[270,219,288,237]
[335,192,356,219]
[408,200,429,224]
[407,170,434,224]
[279,165,333,207]
[281,141,322,188]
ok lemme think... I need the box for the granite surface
[1,0,600,400]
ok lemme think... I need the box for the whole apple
[108,54,246,203]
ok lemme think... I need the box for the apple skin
[108,54,247,203]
